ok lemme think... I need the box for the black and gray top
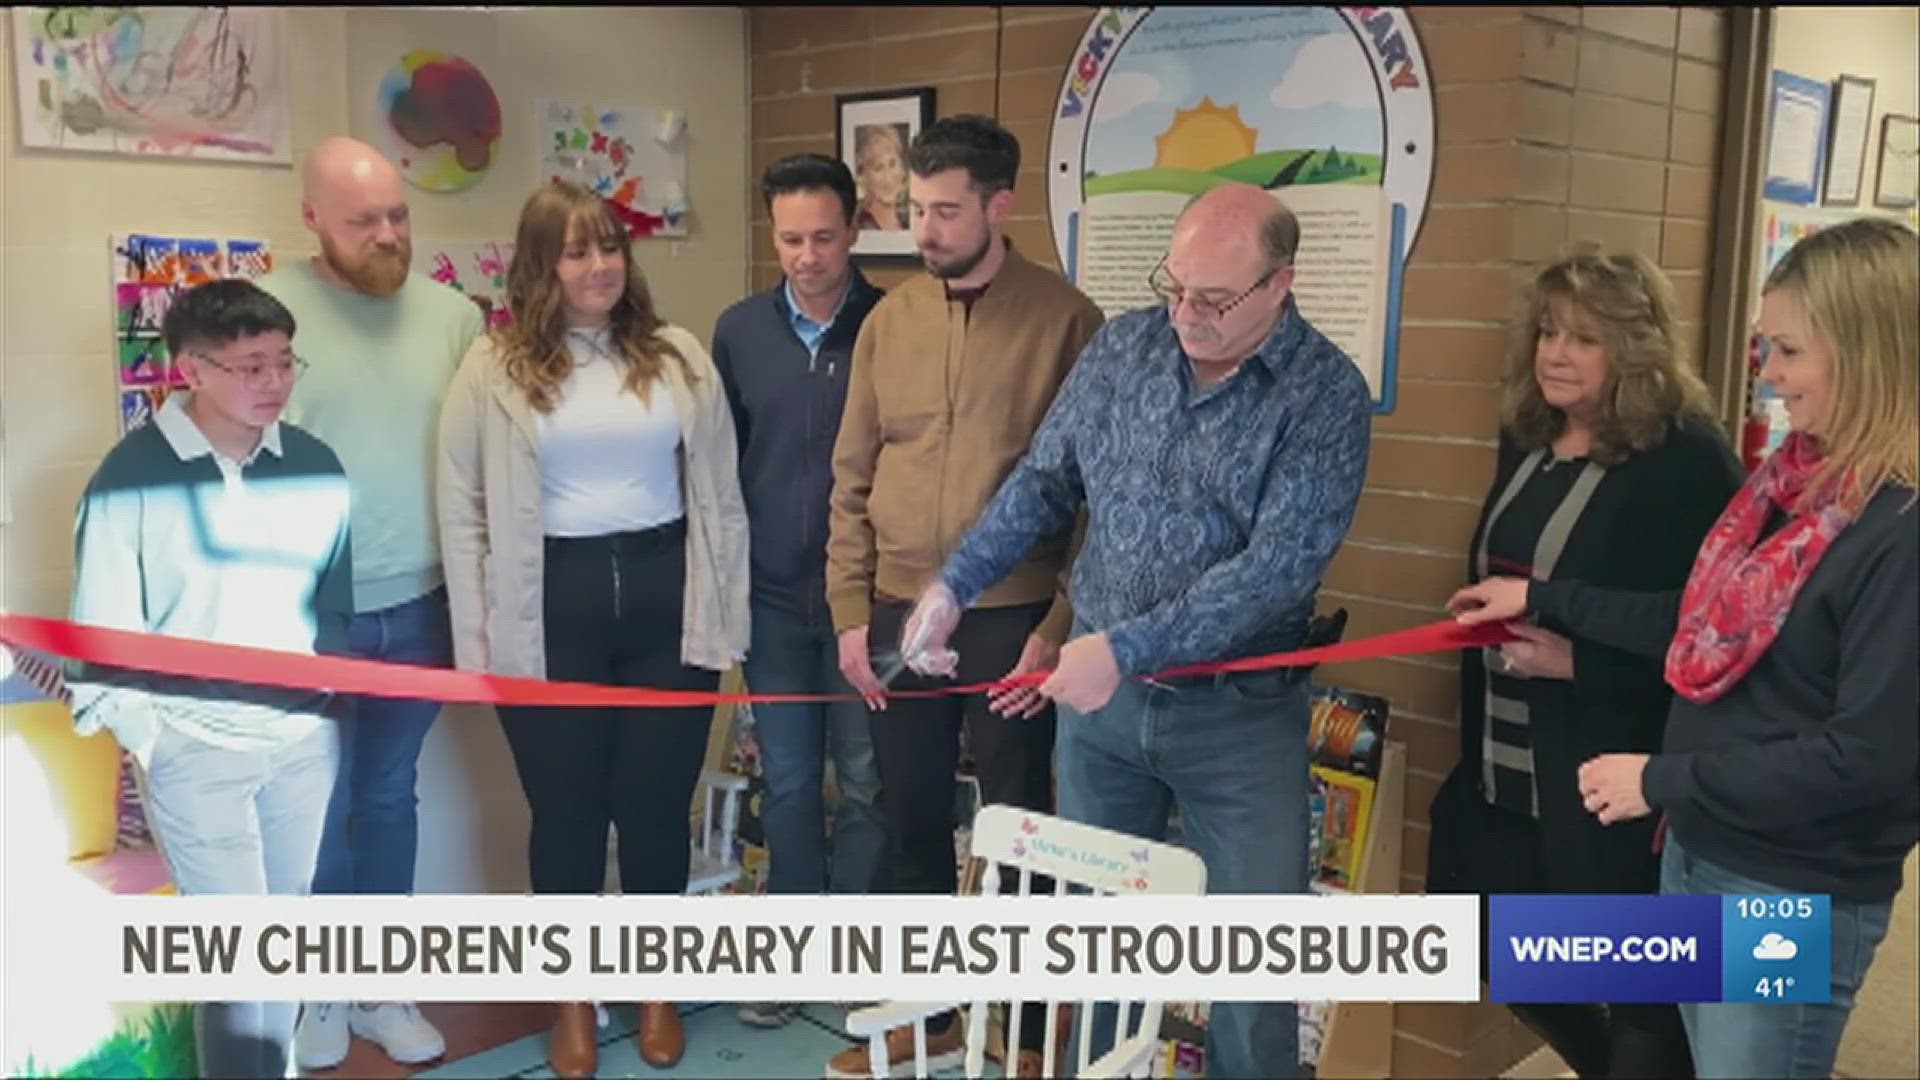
[1476,448,1610,815]
[1457,417,1743,820]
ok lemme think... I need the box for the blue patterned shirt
[939,298,1372,676]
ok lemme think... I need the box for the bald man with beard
[902,182,1374,1078]
[262,136,481,1072]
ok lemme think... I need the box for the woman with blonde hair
[437,180,748,1077]
[854,123,910,231]
[1430,247,1742,1077]
[1454,218,1918,1078]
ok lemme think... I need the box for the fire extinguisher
[1740,331,1770,472]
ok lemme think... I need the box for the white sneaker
[349,1002,447,1065]
[294,1002,350,1070]
[737,1001,796,1028]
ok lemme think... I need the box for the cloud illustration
[1270,33,1377,111]
[1094,72,1164,124]
[1753,933,1798,961]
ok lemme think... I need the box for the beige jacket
[436,325,749,677]
[826,243,1105,641]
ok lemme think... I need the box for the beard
[320,231,412,298]
[922,229,993,281]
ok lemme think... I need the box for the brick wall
[1347,9,1730,1073]
[748,5,1092,292]
[748,7,1731,1076]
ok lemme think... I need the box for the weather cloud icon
[1753,933,1799,961]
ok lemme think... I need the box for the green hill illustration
[1085,149,1384,198]
[1083,97,1383,198]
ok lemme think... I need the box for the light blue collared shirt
[783,278,851,368]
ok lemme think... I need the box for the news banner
[50,892,1830,1004]
[0,614,1831,1009]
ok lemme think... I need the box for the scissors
[869,634,958,689]
[871,648,911,688]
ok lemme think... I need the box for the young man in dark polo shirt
[67,279,354,1080]
[711,153,887,1029]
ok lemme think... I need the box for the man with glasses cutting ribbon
[898,181,1373,1079]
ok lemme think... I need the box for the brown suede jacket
[826,241,1104,643]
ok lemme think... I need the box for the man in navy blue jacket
[711,153,887,1029]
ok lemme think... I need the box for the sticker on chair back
[1007,815,1153,893]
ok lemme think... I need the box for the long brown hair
[495,181,687,412]
[1763,217,1919,512]
[1500,247,1711,465]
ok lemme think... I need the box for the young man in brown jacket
[823,114,1104,1079]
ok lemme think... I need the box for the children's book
[1311,765,1378,891]
[1307,684,1390,777]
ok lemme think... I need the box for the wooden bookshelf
[1312,738,1408,1078]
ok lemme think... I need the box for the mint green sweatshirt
[259,260,482,613]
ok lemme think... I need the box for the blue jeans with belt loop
[310,586,452,896]
[742,597,885,894]
[1660,834,1895,1079]
[1054,628,1312,1079]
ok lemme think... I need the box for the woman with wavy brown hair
[1454,219,1917,1079]
[1428,247,1742,1078]
[436,180,748,1077]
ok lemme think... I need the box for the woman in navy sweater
[1452,217,1918,1079]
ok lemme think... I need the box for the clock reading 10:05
[1734,897,1817,920]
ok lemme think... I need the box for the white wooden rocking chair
[845,803,1209,1079]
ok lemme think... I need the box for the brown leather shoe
[547,1002,598,1079]
[637,1002,685,1068]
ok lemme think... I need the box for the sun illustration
[1152,97,1259,172]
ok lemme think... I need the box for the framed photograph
[836,86,935,260]
[1820,75,1875,206]
[1874,113,1919,210]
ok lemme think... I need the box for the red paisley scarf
[1665,433,1854,703]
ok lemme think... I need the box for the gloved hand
[900,580,963,677]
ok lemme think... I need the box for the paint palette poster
[424,240,515,329]
[376,48,502,192]
[537,100,689,238]
[110,233,273,433]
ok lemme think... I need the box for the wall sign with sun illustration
[1049,6,1435,413]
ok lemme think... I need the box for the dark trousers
[1429,766,1695,1079]
[497,521,721,896]
[868,597,1055,1048]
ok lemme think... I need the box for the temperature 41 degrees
[1755,976,1798,997]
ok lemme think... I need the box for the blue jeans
[742,600,884,894]
[1661,834,1895,1079]
[138,721,339,1078]
[1056,662,1311,1079]
[312,587,452,896]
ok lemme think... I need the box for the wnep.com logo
[1489,895,1722,1003]
[1488,894,1834,1004]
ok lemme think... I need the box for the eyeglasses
[1148,256,1287,321]
[189,350,309,390]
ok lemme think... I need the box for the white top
[534,328,685,537]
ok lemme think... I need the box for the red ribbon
[0,613,1514,709]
